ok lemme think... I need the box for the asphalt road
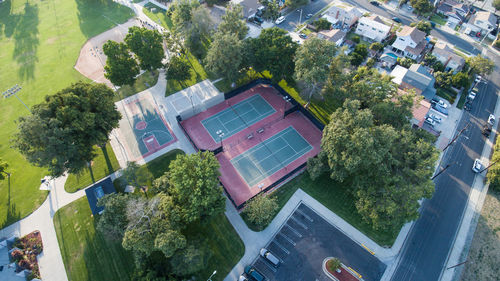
[279,0,333,31]
[391,50,500,281]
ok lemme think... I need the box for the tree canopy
[466,55,495,76]
[218,4,249,40]
[0,159,9,180]
[410,20,432,35]
[166,55,191,82]
[102,41,139,87]
[409,0,433,15]
[12,82,121,177]
[243,194,278,228]
[205,32,244,82]
[96,193,130,240]
[124,26,165,71]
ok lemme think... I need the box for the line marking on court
[286,224,303,238]
[271,241,290,254]
[279,232,296,246]
[296,209,313,222]
[291,216,309,229]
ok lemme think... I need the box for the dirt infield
[74,18,138,88]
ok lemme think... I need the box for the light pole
[216,130,225,150]
[297,9,303,26]
[282,95,291,118]
[2,84,31,113]
[207,270,217,281]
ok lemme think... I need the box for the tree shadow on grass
[101,145,114,175]
[13,2,39,82]
[75,0,132,39]
[2,176,21,229]
[0,0,20,39]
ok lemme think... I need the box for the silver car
[260,248,280,267]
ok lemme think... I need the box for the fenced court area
[114,92,177,161]
[179,83,322,208]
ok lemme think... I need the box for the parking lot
[250,204,386,281]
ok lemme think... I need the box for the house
[432,41,465,72]
[323,3,362,28]
[391,26,427,60]
[391,64,436,100]
[466,11,497,34]
[436,0,469,26]
[354,15,391,42]
[411,96,432,128]
[317,29,346,46]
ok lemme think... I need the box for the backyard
[0,0,133,229]
[64,143,120,193]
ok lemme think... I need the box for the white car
[429,114,442,123]
[488,114,495,125]
[260,248,280,267]
[438,100,448,109]
[424,117,436,127]
[475,75,482,84]
[275,16,285,25]
[472,159,483,173]
[467,92,476,101]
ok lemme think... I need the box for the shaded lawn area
[115,70,159,101]
[436,87,458,104]
[143,3,173,30]
[64,143,120,193]
[54,197,135,281]
[113,149,185,193]
[166,52,208,96]
[430,14,447,26]
[184,213,245,281]
[0,0,133,229]
[243,172,399,247]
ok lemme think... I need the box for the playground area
[180,84,322,207]
[114,91,177,162]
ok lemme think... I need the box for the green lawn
[185,214,245,281]
[113,149,184,193]
[430,14,447,26]
[143,3,173,30]
[166,52,208,96]
[0,0,133,229]
[64,143,120,193]
[244,172,400,246]
[115,70,159,101]
[436,87,458,104]
[54,197,135,281]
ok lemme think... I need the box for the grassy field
[54,197,136,281]
[113,149,184,193]
[430,14,447,26]
[462,190,500,280]
[243,172,400,246]
[115,70,159,101]
[0,0,133,229]
[64,143,120,193]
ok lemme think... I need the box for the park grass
[166,52,208,96]
[113,149,184,193]
[54,197,135,281]
[64,143,120,193]
[115,70,159,101]
[0,0,133,229]
[185,214,245,281]
[243,172,399,246]
[143,3,173,30]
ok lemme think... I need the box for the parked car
[260,248,280,267]
[483,123,492,137]
[392,17,402,23]
[244,266,266,281]
[475,75,482,83]
[472,158,483,173]
[432,103,449,115]
[424,117,436,127]
[370,1,380,6]
[305,13,313,19]
[488,114,495,125]
[239,275,249,281]
[299,33,307,39]
[275,16,285,25]
[467,91,476,101]
[464,101,472,111]
[429,113,442,123]
[438,99,448,108]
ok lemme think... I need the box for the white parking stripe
[286,224,303,238]
[272,241,290,255]
[291,216,308,229]
[279,232,296,246]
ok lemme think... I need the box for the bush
[369,42,383,51]
[10,250,23,262]
[313,18,332,31]
[397,57,416,68]
[494,39,500,49]
[351,35,361,44]
[243,194,278,229]
[327,258,342,272]
[18,259,32,270]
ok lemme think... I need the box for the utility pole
[443,123,470,152]
[2,84,31,113]
[298,9,303,26]
[479,160,497,173]
[432,163,452,180]
[447,260,469,270]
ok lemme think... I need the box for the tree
[122,161,151,190]
[218,4,248,40]
[285,0,308,8]
[171,0,197,32]
[124,26,165,71]
[434,71,453,89]
[245,27,298,83]
[452,72,470,89]
[96,193,129,240]
[327,258,342,272]
[102,40,139,87]
[166,56,191,82]
[294,37,337,100]
[349,43,368,66]
[410,20,432,35]
[12,82,121,177]
[154,151,225,223]
[466,55,495,76]
[487,139,500,191]
[369,42,383,52]
[170,243,209,276]
[0,159,8,180]
[493,0,500,11]
[397,57,416,68]
[205,32,244,82]
[313,18,332,31]
[243,194,278,228]
[307,151,328,181]
[409,0,433,15]
[260,0,280,21]
[185,5,214,58]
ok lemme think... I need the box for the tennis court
[201,94,275,141]
[230,126,312,187]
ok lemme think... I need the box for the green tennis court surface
[201,94,275,141]
[230,126,312,187]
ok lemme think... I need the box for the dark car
[482,123,492,137]
[244,266,265,281]
[370,1,380,6]
[299,33,307,39]
[392,17,402,23]
[464,101,472,111]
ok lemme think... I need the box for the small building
[380,53,398,68]
[323,3,362,28]
[317,29,347,46]
[466,11,497,35]
[354,15,391,42]
[411,97,432,128]
[432,41,465,72]
[391,64,436,101]
[391,26,427,60]
[85,177,116,215]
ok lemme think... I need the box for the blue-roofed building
[85,177,116,215]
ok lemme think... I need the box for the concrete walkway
[224,188,413,280]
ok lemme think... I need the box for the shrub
[327,258,342,272]
[18,259,32,270]
[10,250,23,262]
[351,35,361,44]
[494,39,500,49]
[243,194,278,229]
[369,42,383,51]
[313,18,331,31]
